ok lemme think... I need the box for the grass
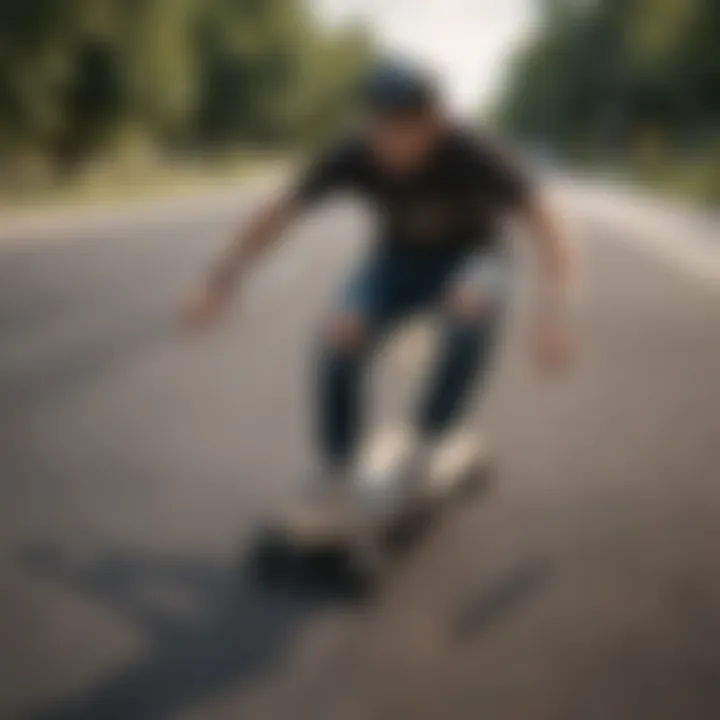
[0,152,288,218]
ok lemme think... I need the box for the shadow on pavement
[23,543,336,720]
[21,544,550,718]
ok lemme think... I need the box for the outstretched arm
[181,136,361,330]
[182,194,300,329]
[209,195,300,291]
[522,193,577,372]
[525,194,574,312]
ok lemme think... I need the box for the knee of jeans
[322,313,369,357]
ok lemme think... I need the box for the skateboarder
[183,61,575,515]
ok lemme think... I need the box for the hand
[530,315,575,375]
[180,280,234,331]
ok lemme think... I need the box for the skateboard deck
[247,427,492,597]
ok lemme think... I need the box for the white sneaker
[354,425,493,524]
[357,428,431,519]
[426,428,492,499]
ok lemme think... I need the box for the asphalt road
[1,187,719,720]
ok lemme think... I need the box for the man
[183,61,574,513]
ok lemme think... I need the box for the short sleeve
[293,137,364,206]
[471,135,534,211]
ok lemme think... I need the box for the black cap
[362,60,439,116]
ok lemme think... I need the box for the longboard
[247,427,493,597]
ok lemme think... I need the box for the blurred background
[0,1,719,719]
[0,0,718,203]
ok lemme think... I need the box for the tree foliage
[498,0,719,157]
[0,0,374,167]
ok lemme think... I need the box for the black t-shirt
[294,127,533,254]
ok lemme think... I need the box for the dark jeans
[317,247,509,467]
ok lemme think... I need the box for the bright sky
[312,0,539,115]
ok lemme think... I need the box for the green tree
[498,0,719,159]
[0,0,375,175]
